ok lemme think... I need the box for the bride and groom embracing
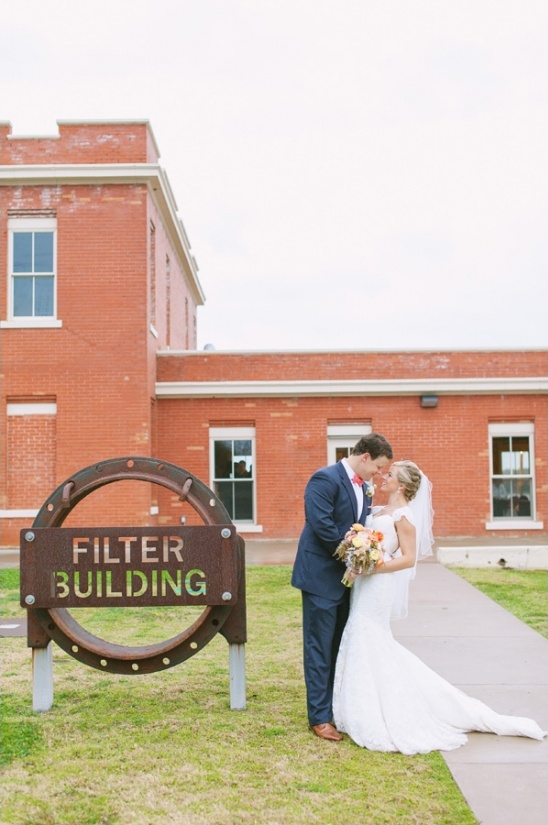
[291,432,546,754]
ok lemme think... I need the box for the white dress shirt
[342,458,364,519]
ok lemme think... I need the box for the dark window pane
[13,233,33,273]
[13,277,33,316]
[34,232,54,272]
[214,441,233,478]
[514,479,531,517]
[492,432,533,519]
[492,437,510,475]
[234,460,252,478]
[234,481,253,520]
[213,437,254,521]
[335,447,350,462]
[234,439,252,457]
[511,437,530,474]
[492,479,512,517]
[215,481,234,519]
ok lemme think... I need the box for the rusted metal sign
[22,456,247,680]
[21,525,238,609]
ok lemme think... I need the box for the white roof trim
[0,163,204,304]
[160,347,548,354]
[156,377,548,399]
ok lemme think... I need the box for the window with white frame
[210,427,255,523]
[8,217,57,320]
[490,423,535,521]
[327,424,372,465]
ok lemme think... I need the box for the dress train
[333,511,547,754]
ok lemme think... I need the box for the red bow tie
[352,474,364,487]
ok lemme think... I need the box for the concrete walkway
[246,540,548,825]
[3,541,548,825]
[393,561,548,825]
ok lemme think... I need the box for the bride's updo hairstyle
[392,460,422,502]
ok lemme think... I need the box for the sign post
[20,457,246,712]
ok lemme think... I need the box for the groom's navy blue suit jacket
[291,461,371,601]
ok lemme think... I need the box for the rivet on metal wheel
[25,531,35,542]
[222,591,232,601]
[221,528,231,538]
[25,594,36,605]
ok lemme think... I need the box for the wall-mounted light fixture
[420,395,439,408]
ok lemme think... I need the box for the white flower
[365,485,375,498]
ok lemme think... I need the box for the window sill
[1,319,63,329]
[0,509,39,518]
[233,523,263,534]
[485,520,544,530]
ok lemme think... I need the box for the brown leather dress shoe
[309,723,343,741]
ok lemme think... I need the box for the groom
[291,432,393,741]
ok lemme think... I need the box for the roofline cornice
[155,377,548,399]
[0,163,205,304]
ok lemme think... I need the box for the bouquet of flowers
[333,523,384,587]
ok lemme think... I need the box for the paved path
[3,541,547,824]
[394,561,548,825]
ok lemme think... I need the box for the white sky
[2,0,547,351]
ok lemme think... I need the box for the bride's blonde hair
[392,460,422,502]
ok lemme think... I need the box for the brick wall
[0,121,197,545]
[1,121,545,548]
[0,121,158,164]
[153,387,547,541]
[156,349,548,382]
[6,412,56,508]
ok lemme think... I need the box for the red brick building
[1,121,547,557]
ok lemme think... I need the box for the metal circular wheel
[30,456,242,674]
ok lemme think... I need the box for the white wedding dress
[333,507,547,754]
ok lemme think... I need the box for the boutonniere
[365,484,375,498]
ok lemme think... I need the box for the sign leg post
[32,642,53,712]
[229,643,246,710]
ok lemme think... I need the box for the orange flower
[333,524,385,587]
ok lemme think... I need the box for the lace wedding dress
[333,507,547,754]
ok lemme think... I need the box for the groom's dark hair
[352,432,393,460]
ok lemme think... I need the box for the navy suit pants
[301,590,350,726]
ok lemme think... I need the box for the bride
[332,460,547,754]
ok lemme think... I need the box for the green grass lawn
[0,565,475,825]
[451,567,548,638]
